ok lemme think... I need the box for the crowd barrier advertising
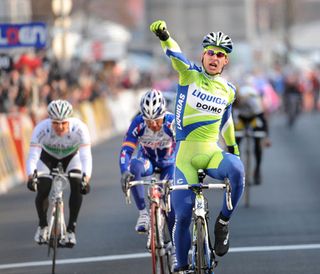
[107,89,145,133]
[92,98,113,141]
[79,102,99,144]
[0,115,24,194]
[6,113,33,177]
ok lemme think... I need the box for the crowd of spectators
[0,50,154,123]
[228,63,320,115]
[1,50,319,125]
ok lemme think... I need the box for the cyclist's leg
[252,114,268,185]
[207,150,245,218]
[35,160,52,228]
[35,177,51,227]
[67,169,83,232]
[171,178,194,270]
[66,154,84,234]
[172,141,213,270]
[207,150,244,256]
[130,156,153,232]
[253,137,262,184]
[129,156,153,210]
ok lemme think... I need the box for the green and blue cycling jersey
[160,37,237,145]
[158,35,244,192]
[159,36,245,270]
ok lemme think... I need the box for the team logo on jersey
[190,89,227,115]
[191,90,227,105]
[196,102,223,113]
[176,178,184,185]
[176,93,186,130]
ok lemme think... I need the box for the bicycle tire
[50,202,59,274]
[195,218,207,274]
[150,202,170,274]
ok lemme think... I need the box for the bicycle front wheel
[195,218,208,274]
[49,203,60,274]
[150,202,171,274]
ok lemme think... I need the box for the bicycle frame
[170,170,232,274]
[47,171,68,249]
[126,178,173,274]
[38,163,82,274]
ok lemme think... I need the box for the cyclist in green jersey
[150,20,245,273]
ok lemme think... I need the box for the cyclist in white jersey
[26,100,92,246]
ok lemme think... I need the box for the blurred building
[0,0,32,23]
[144,0,320,68]
[1,0,319,68]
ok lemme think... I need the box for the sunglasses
[205,50,226,58]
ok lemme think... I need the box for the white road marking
[1,243,320,270]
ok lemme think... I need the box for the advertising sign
[0,22,47,48]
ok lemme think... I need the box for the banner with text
[0,22,47,48]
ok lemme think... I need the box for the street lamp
[51,0,73,60]
[52,0,72,17]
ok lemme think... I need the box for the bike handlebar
[37,171,87,194]
[128,179,172,188]
[170,181,233,211]
[37,171,83,179]
[125,179,172,205]
[170,183,227,191]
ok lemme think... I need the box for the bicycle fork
[47,199,66,247]
[191,194,216,273]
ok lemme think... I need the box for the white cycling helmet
[140,89,166,120]
[202,31,233,53]
[47,99,73,120]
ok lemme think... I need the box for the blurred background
[1,0,320,190]
[0,0,320,193]
[1,0,320,117]
[1,2,320,274]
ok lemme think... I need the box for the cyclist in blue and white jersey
[119,89,176,234]
[26,100,92,247]
[150,20,244,272]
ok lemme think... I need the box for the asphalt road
[0,111,320,274]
